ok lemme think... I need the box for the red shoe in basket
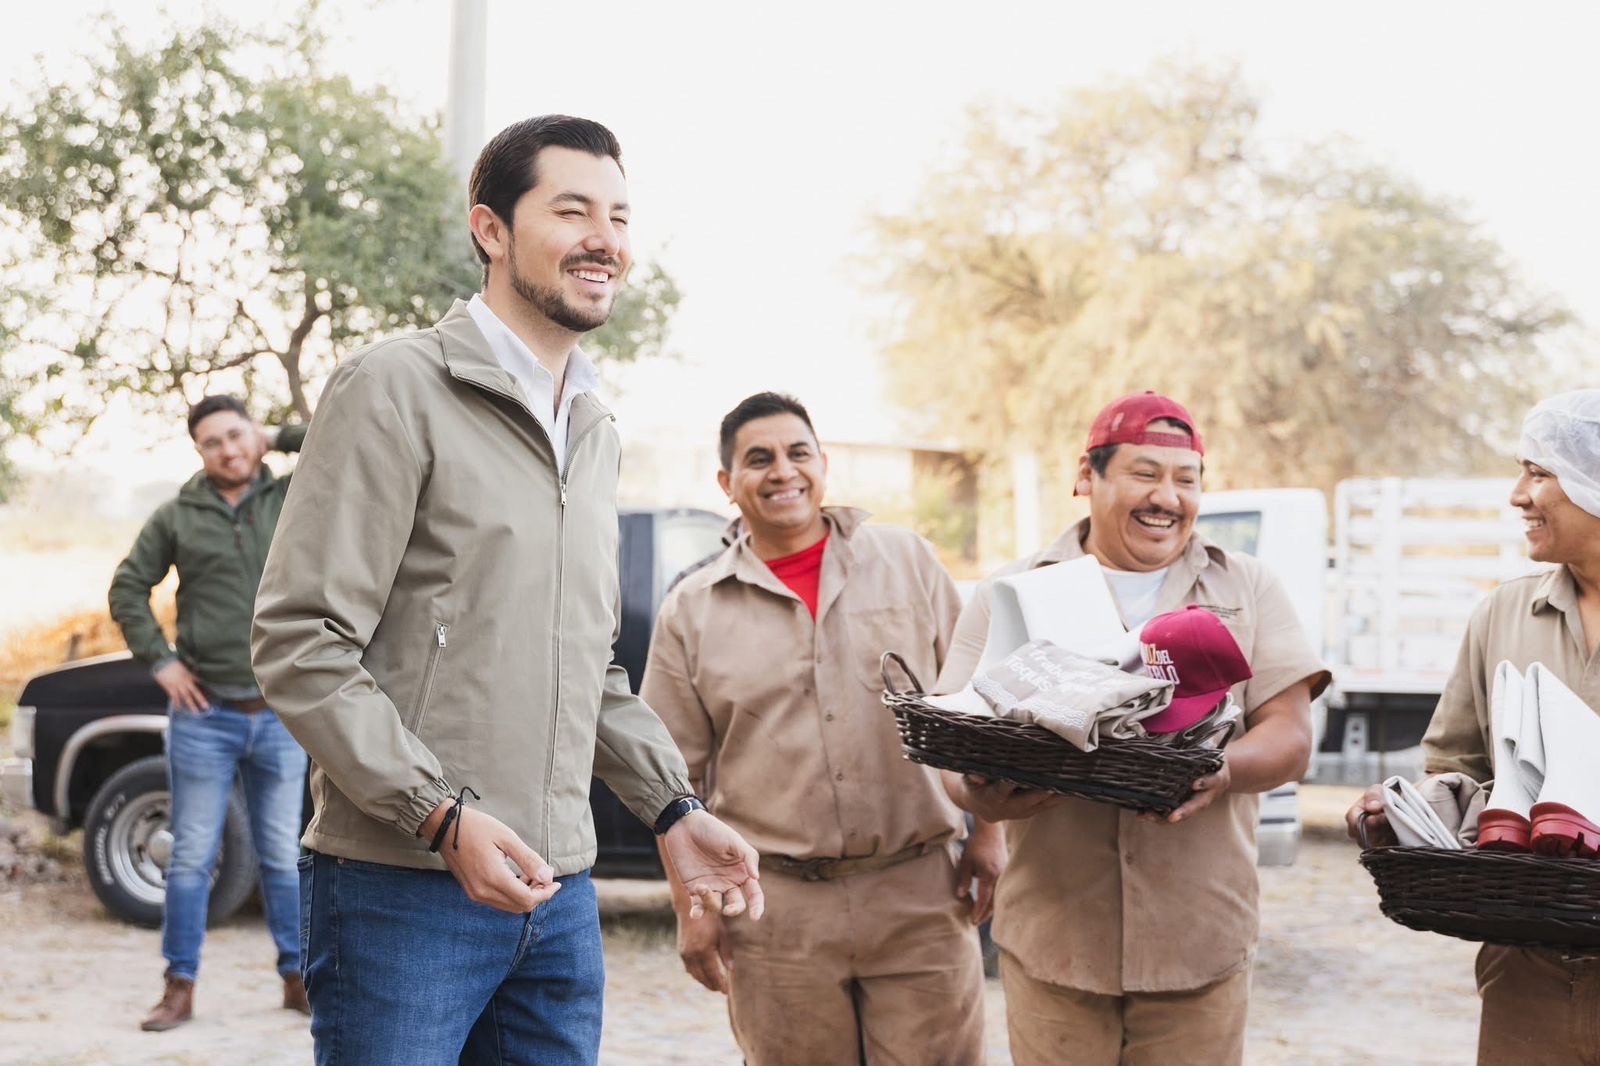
[1475,809,1532,852]
[1530,802,1600,858]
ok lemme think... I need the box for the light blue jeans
[300,853,604,1065]
[163,702,307,981]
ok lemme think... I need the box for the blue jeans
[163,702,307,981]
[299,853,603,1065]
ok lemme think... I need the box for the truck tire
[82,754,260,929]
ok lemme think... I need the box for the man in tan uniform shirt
[1347,390,1600,1066]
[642,392,997,1065]
[937,392,1328,1066]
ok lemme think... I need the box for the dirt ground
[0,788,1480,1065]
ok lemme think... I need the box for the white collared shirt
[466,293,600,471]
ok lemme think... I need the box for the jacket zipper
[409,622,449,733]
[544,411,614,843]
[442,346,616,846]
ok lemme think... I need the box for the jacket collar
[178,466,275,513]
[437,298,613,441]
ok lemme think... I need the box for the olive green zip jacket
[251,300,693,873]
[108,425,308,687]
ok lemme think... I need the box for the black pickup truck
[0,508,727,927]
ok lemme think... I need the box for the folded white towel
[979,556,1139,672]
[1527,662,1600,824]
[1483,661,1538,821]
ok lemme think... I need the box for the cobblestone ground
[0,790,1479,1065]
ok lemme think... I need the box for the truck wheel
[82,755,260,929]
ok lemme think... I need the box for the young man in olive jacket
[251,115,763,1066]
[108,395,310,1031]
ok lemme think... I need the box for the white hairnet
[1518,389,1600,519]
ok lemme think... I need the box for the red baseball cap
[1084,392,1205,455]
[1138,605,1252,733]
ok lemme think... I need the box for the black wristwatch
[653,795,707,836]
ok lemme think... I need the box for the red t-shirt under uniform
[764,533,828,618]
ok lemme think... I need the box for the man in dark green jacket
[108,394,310,1032]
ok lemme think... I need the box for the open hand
[662,810,764,921]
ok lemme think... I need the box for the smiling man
[641,392,996,1064]
[109,396,309,1031]
[251,116,763,1066]
[1346,390,1600,1066]
[935,391,1329,1066]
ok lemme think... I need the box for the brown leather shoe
[140,974,194,1032]
[282,971,311,1016]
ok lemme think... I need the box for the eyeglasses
[197,427,250,457]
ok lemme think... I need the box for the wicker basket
[879,652,1222,816]
[1357,816,1600,950]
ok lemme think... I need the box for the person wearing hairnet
[1344,389,1600,1065]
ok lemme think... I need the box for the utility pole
[444,0,488,185]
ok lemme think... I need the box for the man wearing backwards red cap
[936,391,1330,1066]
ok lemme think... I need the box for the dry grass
[0,595,176,706]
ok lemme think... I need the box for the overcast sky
[4,0,1597,490]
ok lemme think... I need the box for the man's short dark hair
[467,115,624,278]
[1086,418,1203,478]
[719,392,818,470]
[187,395,249,438]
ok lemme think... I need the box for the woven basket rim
[1359,843,1600,950]
[879,651,1221,815]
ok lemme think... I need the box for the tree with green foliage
[0,16,678,464]
[869,61,1570,509]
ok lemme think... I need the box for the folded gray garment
[972,639,1173,751]
[1146,695,1243,750]
[1382,776,1462,849]
[1381,773,1487,848]
[1422,772,1487,846]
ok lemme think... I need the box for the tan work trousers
[1000,950,1248,1066]
[1477,944,1600,1065]
[721,845,985,1066]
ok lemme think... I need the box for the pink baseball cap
[1138,605,1252,733]
[1084,392,1205,455]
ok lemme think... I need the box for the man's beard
[207,467,258,492]
[506,240,616,333]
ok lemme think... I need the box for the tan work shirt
[936,520,1330,994]
[1423,566,1599,781]
[642,507,966,861]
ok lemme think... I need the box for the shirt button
[825,713,835,721]
[835,772,844,782]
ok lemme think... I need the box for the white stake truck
[1199,477,1539,789]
